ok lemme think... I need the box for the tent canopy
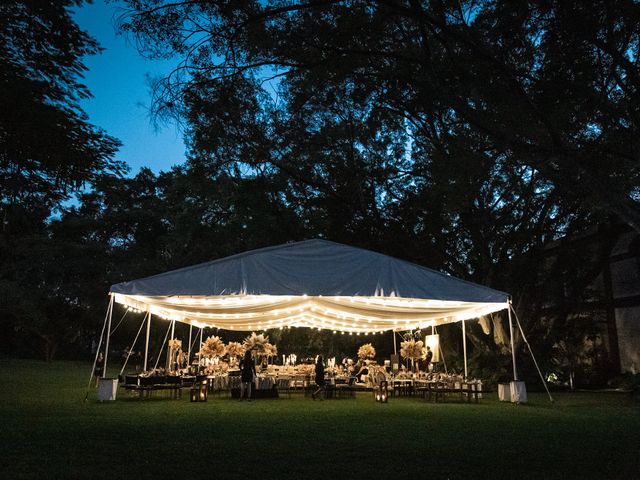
[110,239,509,332]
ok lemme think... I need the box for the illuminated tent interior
[110,239,509,333]
[94,240,553,402]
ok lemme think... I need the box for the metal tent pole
[119,315,147,377]
[511,305,554,402]
[86,297,113,392]
[102,295,115,377]
[462,319,468,379]
[507,299,518,381]
[188,324,193,363]
[167,319,176,370]
[143,311,151,372]
[153,322,172,371]
[393,329,397,355]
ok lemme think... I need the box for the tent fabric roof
[110,239,509,332]
[111,239,507,302]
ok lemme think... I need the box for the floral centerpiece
[358,343,376,361]
[204,361,229,376]
[226,341,245,366]
[200,335,226,363]
[263,342,278,361]
[243,332,269,355]
[400,339,424,371]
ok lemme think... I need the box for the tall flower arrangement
[358,343,376,360]
[243,332,269,355]
[200,335,226,360]
[227,342,244,359]
[400,339,424,371]
[264,342,278,363]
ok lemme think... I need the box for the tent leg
[119,315,147,377]
[462,319,468,379]
[188,324,193,364]
[511,305,554,402]
[143,312,151,372]
[102,295,115,379]
[86,296,113,394]
[435,326,447,373]
[167,319,176,371]
[393,330,397,355]
[154,322,173,371]
[507,299,518,381]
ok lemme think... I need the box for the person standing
[94,352,104,383]
[312,355,326,400]
[425,346,433,372]
[239,350,256,401]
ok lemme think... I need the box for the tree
[114,0,635,380]
[0,1,124,359]
[118,0,640,231]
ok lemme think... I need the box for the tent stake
[507,299,518,381]
[511,305,554,402]
[462,319,468,379]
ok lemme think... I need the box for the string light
[112,293,508,332]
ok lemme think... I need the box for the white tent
[109,239,510,333]
[93,239,552,401]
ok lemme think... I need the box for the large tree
[114,0,634,381]
[119,0,640,230]
[0,1,124,359]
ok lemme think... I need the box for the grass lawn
[0,359,638,479]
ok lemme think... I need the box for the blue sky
[73,0,187,175]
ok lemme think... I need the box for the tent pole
[119,315,147,377]
[393,329,397,355]
[188,324,193,363]
[508,299,518,381]
[435,326,447,373]
[153,322,172,371]
[511,305,554,402]
[143,311,151,372]
[199,327,204,351]
[462,319,468,379]
[86,296,112,394]
[167,319,176,371]
[102,295,115,378]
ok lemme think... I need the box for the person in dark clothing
[425,346,433,372]
[239,350,256,400]
[312,355,326,400]
[94,352,104,387]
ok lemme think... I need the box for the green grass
[1,360,638,479]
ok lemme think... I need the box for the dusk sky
[73,0,187,175]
